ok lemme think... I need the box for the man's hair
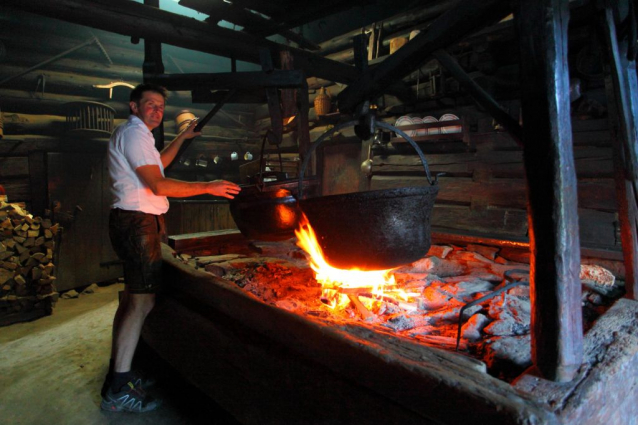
[129,83,168,113]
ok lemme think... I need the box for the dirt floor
[0,283,240,425]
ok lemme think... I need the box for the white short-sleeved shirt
[107,115,169,214]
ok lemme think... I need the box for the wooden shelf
[390,132,464,143]
[390,118,469,144]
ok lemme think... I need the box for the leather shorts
[109,208,167,294]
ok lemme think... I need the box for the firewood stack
[0,201,60,326]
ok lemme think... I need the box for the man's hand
[179,118,202,140]
[206,180,241,199]
[160,119,203,168]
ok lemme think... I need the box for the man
[101,83,241,412]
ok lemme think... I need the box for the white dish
[440,113,461,134]
[395,116,417,137]
[422,115,440,135]
[411,116,426,136]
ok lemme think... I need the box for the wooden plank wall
[0,157,31,204]
[369,112,617,250]
[164,201,237,236]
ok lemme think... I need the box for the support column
[143,0,165,151]
[514,0,583,381]
[602,0,638,300]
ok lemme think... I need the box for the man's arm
[136,165,241,199]
[158,119,201,168]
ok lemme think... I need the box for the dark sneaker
[131,371,157,390]
[100,382,161,413]
[100,370,157,398]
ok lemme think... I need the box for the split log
[0,202,59,317]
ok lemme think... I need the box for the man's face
[130,91,165,130]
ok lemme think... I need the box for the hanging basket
[313,87,331,116]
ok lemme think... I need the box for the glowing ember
[295,214,403,310]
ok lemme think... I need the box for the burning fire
[295,214,413,311]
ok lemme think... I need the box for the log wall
[304,108,618,253]
[0,9,260,289]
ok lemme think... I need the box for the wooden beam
[260,50,283,145]
[297,79,311,163]
[5,0,358,85]
[514,0,583,382]
[601,0,638,301]
[243,0,368,37]
[337,0,512,112]
[317,2,454,56]
[143,0,165,151]
[182,0,320,50]
[191,90,266,104]
[27,151,47,217]
[146,70,304,91]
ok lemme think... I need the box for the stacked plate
[395,116,417,137]
[440,113,461,134]
[422,116,439,135]
[412,117,426,136]
[395,113,462,138]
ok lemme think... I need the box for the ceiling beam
[5,0,358,84]
[337,0,512,112]
[244,0,369,37]
[146,70,305,91]
[179,0,320,50]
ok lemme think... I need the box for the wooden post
[28,151,47,217]
[143,0,165,151]
[601,0,638,301]
[297,79,311,165]
[514,0,583,382]
[260,49,283,145]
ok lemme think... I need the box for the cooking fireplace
[140,229,638,424]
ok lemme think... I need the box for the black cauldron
[231,119,439,269]
[229,180,307,242]
[296,120,439,270]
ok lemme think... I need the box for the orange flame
[295,214,398,310]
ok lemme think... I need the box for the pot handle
[298,119,437,199]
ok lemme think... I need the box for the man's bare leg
[101,290,160,412]
[111,291,155,373]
